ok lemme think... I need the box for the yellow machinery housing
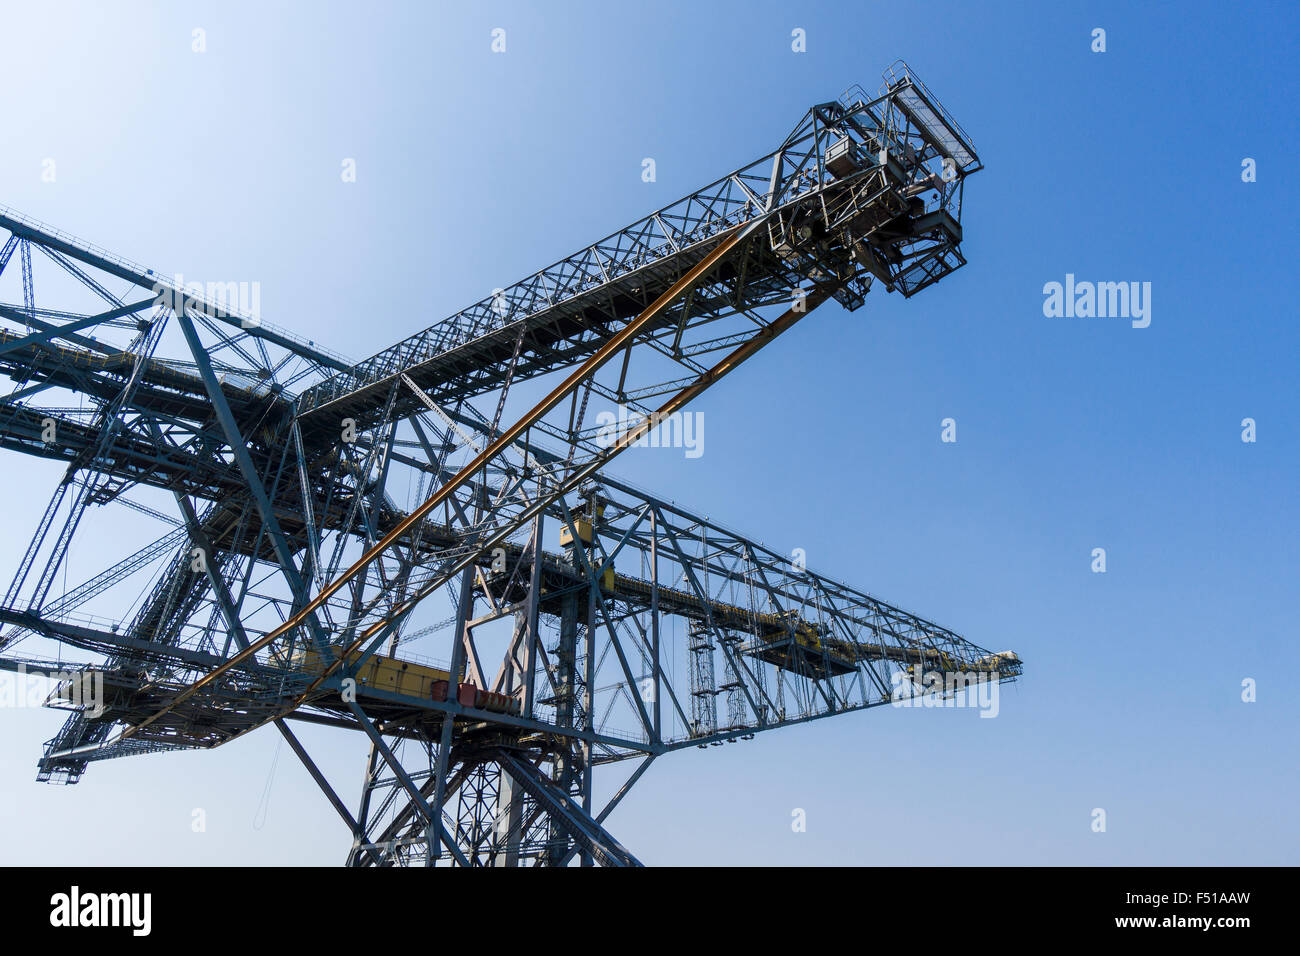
[558,519,593,547]
[555,510,615,590]
[286,644,450,700]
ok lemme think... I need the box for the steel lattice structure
[0,62,1020,866]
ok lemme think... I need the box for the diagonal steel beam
[0,298,156,358]
[347,700,470,867]
[495,749,642,867]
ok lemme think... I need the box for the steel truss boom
[0,62,1016,864]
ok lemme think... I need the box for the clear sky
[1,0,1296,865]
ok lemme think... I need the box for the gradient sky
[1,0,1296,865]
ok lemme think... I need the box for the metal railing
[880,59,979,160]
[0,203,355,369]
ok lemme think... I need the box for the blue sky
[1,0,1297,864]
